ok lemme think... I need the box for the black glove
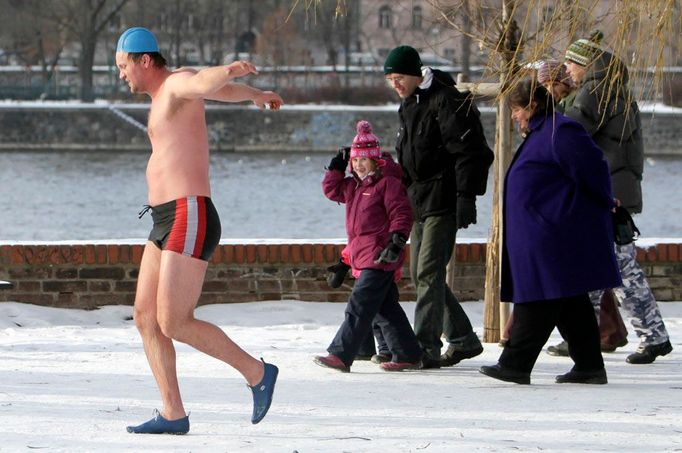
[327,147,350,172]
[456,194,477,229]
[612,206,640,245]
[374,232,407,264]
[326,260,351,288]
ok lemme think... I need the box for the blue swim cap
[116,27,159,53]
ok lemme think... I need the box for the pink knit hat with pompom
[350,120,384,171]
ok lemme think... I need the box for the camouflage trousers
[589,243,669,346]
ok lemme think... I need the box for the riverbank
[1,101,682,155]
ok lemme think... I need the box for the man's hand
[456,195,477,229]
[255,91,283,110]
[327,147,350,172]
[225,60,258,79]
[374,233,407,264]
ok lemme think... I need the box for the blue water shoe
[126,409,190,434]
[249,358,278,424]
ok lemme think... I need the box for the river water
[0,151,680,241]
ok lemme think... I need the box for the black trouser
[499,294,604,373]
[358,325,389,357]
[328,269,422,367]
[411,214,475,359]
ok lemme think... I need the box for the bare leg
[155,251,264,385]
[133,243,185,420]
[134,245,265,421]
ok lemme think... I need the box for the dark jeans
[500,294,604,373]
[411,214,474,359]
[328,269,422,367]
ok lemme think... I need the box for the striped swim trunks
[147,196,221,261]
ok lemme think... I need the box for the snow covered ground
[0,300,680,452]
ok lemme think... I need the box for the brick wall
[0,241,680,309]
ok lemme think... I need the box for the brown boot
[599,289,628,352]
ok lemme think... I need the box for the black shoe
[440,343,484,367]
[479,364,530,385]
[419,357,441,369]
[555,368,607,384]
[626,340,673,364]
[354,354,374,361]
[547,340,569,357]
[370,353,390,364]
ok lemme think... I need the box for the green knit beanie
[565,30,604,66]
[384,45,422,76]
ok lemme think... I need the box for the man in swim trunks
[115,27,283,435]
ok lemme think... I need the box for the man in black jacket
[384,45,494,368]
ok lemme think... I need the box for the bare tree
[0,0,70,98]
[60,0,129,102]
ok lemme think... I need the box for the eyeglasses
[385,76,405,85]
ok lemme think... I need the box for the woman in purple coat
[480,80,621,385]
[314,120,423,372]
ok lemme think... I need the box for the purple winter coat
[322,153,413,273]
[500,112,622,303]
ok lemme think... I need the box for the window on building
[379,5,392,29]
[444,48,456,62]
[412,6,423,29]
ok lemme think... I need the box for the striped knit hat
[537,60,572,87]
[565,30,604,66]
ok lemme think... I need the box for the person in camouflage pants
[560,31,673,364]
[589,243,672,363]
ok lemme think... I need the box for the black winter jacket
[395,69,494,221]
[564,52,644,214]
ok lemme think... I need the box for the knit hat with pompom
[350,120,384,170]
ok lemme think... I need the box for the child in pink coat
[314,120,423,372]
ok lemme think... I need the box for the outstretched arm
[167,60,283,109]
[207,83,283,110]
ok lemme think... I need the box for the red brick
[95,245,107,264]
[470,243,481,262]
[49,246,66,265]
[0,245,11,265]
[11,246,25,265]
[131,245,144,264]
[279,245,290,263]
[669,244,679,262]
[324,244,337,263]
[107,245,120,264]
[302,244,313,263]
[267,245,279,263]
[656,244,668,262]
[313,244,325,264]
[456,244,468,262]
[257,245,268,262]
[290,245,301,264]
[222,245,234,263]
[68,245,84,264]
[245,245,257,263]
[646,247,657,262]
[85,245,96,264]
[119,245,131,264]
[211,245,222,264]
[234,245,245,263]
